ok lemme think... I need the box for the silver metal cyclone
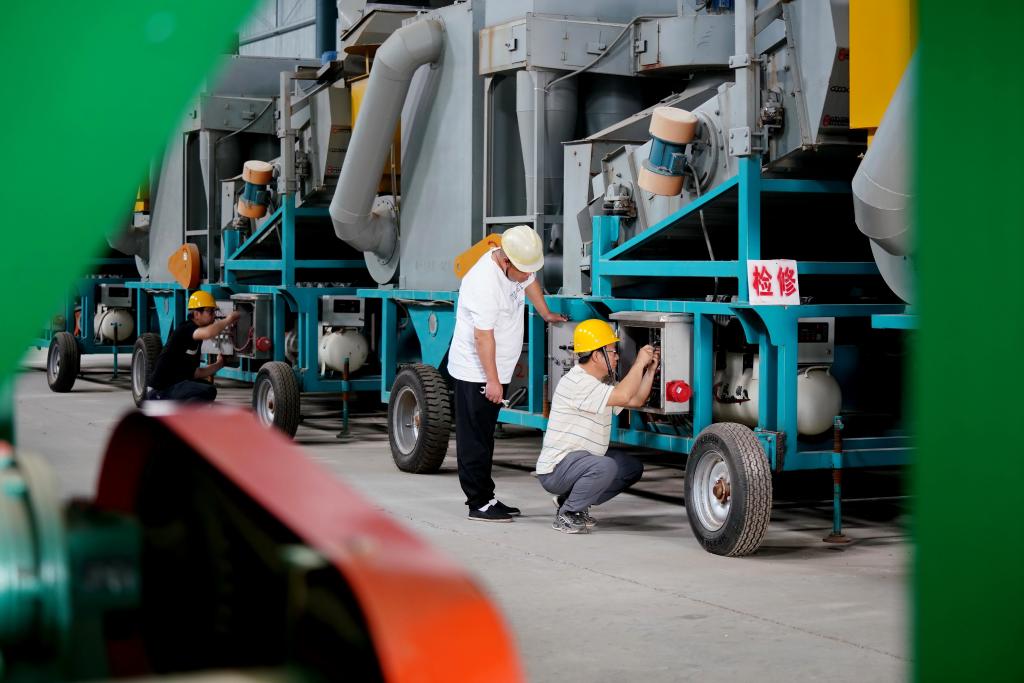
[853,55,915,303]
[515,69,577,217]
[329,18,445,284]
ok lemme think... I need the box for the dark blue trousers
[149,380,217,403]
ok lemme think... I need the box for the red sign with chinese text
[747,260,800,305]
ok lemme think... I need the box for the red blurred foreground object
[95,405,524,682]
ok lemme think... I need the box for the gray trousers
[538,449,644,514]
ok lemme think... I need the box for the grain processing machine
[125,0,913,556]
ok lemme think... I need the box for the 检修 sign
[747,259,800,305]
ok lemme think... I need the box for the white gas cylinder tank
[796,366,843,436]
[712,352,745,422]
[735,361,759,427]
[318,330,369,373]
[713,355,843,436]
[93,307,135,343]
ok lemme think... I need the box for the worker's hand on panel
[636,344,656,368]
[543,312,569,323]
[648,348,661,371]
[226,311,241,325]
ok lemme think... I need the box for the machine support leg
[0,378,14,445]
[823,416,852,544]
[336,359,350,440]
[111,322,121,379]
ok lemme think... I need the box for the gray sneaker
[552,495,596,528]
[552,511,590,534]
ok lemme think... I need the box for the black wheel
[131,333,163,406]
[252,361,301,437]
[46,331,80,392]
[387,363,452,473]
[684,422,772,557]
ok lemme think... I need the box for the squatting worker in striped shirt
[536,319,660,534]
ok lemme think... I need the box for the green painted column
[0,1,259,400]
[915,5,1024,681]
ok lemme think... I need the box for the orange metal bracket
[167,243,202,290]
[453,234,502,279]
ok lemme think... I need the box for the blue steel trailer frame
[125,196,382,428]
[33,262,139,378]
[364,155,913,478]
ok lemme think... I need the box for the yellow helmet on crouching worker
[187,290,217,310]
[500,225,544,273]
[573,319,619,354]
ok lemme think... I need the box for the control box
[231,293,273,359]
[797,317,835,364]
[320,296,365,328]
[609,311,693,414]
[200,300,237,356]
[546,321,576,400]
[99,284,132,309]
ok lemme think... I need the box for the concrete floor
[17,352,910,682]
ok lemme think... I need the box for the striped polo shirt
[536,364,623,475]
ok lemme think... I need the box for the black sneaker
[491,500,521,516]
[551,495,595,527]
[552,511,589,534]
[468,507,514,522]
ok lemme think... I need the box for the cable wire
[215,98,275,147]
[545,14,675,92]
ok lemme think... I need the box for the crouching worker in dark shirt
[146,290,240,402]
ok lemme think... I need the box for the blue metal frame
[367,157,911,477]
[592,159,878,299]
[122,159,909,479]
[124,193,384,399]
[872,311,917,329]
[358,289,457,402]
[223,195,365,287]
[34,276,138,367]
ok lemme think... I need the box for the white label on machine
[747,259,800,305]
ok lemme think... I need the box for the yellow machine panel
[350,75,402,193]
[850,0,916,133]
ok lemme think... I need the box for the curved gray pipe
[853,55,915,302]
[329,19,444,260]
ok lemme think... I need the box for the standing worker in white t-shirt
[536,319,660,534]
[447,225,567,522]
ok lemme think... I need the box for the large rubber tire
[684,422,772,557]
[46,332,80,393]
[387,364,452,473]
[131,333,163,406]
[252,361,301,437]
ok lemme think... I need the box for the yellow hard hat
[187,290,217,310]
[501,225,544,273]
[574,319,619,354]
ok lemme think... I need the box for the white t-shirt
[535,364,623,475]
[447,248,535,384]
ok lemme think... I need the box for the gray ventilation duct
[515,70,577,217]
[329,18,444,283]
[852,55,915,304]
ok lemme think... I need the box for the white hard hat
[501,225,544,273]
